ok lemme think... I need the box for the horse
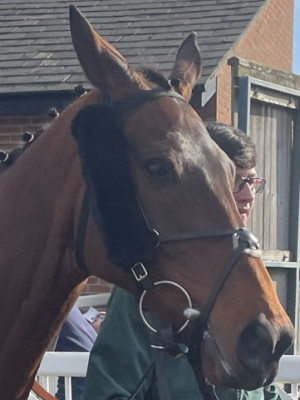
[0,5,294,400]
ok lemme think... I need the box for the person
[83,306,106,334]
[84,123,278,400]
[55,305,104,400]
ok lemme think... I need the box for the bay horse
[0,5,294,400]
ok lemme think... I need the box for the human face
[233,167,256,225]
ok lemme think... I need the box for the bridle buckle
[238,227,259,250]
[131,262,148,282]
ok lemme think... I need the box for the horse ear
[69,5,136,93]
[169,32,202,101]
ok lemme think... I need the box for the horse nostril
[273,331,294,360]
[237,315,294,371]
[237,318,274,370]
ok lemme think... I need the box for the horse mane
[0,128,44,175]
[135,67,183,94]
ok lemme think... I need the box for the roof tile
[0,0,266,94]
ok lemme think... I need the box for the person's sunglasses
[233,177,266,194]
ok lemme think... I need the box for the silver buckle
[131,262,148,282]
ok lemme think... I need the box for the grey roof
[0,0,267,94]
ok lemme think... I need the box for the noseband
[75,87,259,365]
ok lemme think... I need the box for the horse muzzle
[198,313,294,390]
[235,314,294,388]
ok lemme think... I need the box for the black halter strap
[198,229,258,326]
[134,227,258,345]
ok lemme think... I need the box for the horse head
[68,5,294,392]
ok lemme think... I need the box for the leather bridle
[74,87,260,393]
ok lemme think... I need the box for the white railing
[32,353,300,400]
[275,355,300,399]
[75,292,110,308]
[34,353,89,400]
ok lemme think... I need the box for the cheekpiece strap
[75,190,90,273]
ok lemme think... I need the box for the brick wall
[235,0,293,72]
[82,276,113,295]
[215,68,232,125]
[0,115,51,152]
[192,92,217,122]
[215,0,293,123]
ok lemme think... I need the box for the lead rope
[127,362,156,400]
[126,352,171,400]
[154,350,172,400]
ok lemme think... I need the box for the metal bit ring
[138,280,193,333]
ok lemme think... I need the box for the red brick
[214,0,293,123]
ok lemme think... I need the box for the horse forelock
[134,67,171,90]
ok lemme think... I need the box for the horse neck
[1,88,137,286]
[0,93,101,400]
[0,92,105,320]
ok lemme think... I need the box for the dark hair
[205,122,256,169]
[138,67,171,90]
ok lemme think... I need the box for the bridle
[136,228,259,335]
[74,87,260,397]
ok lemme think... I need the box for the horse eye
[146,159,168,178]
